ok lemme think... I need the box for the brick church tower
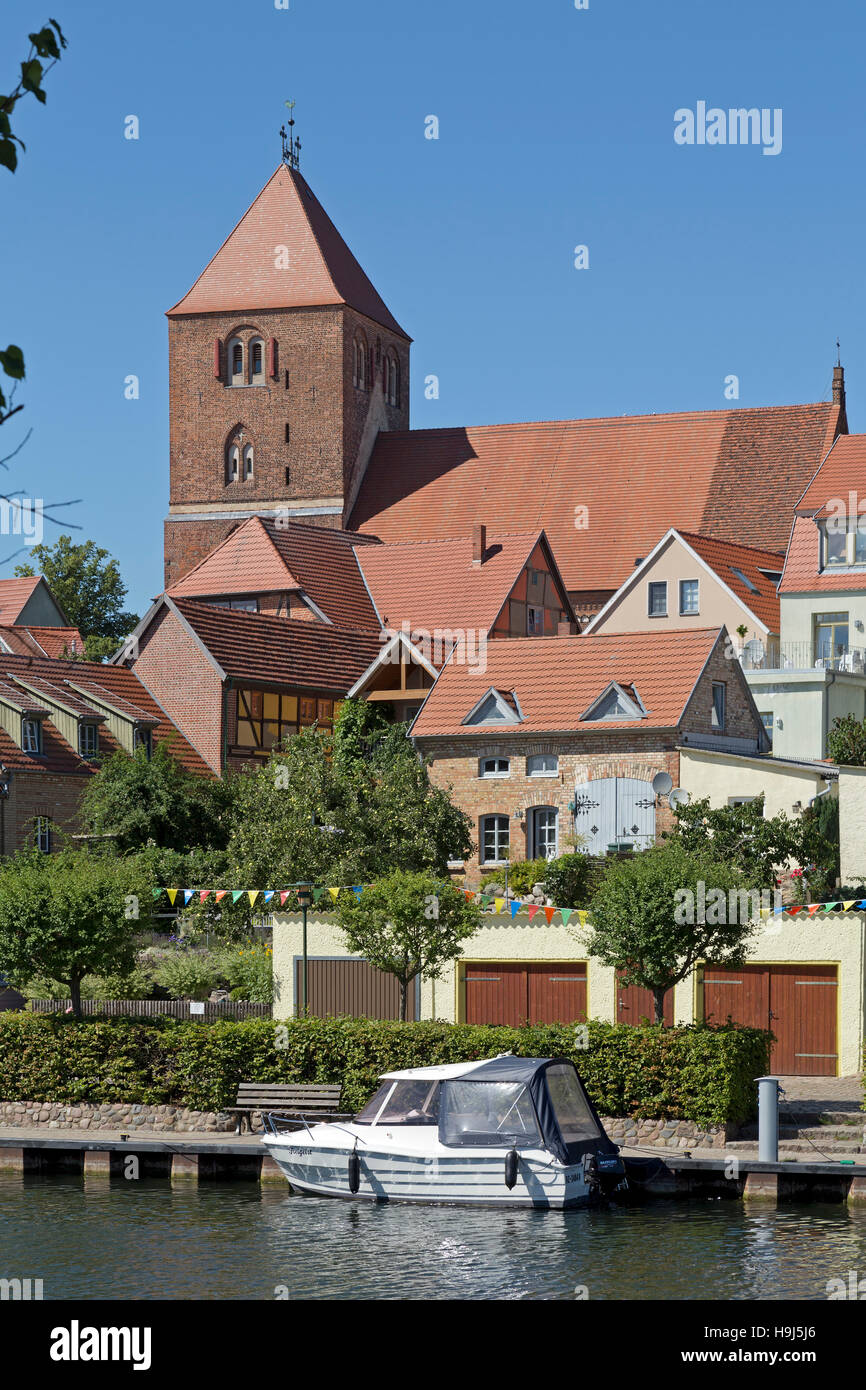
[163,152,411,587]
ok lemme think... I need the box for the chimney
[833,358,848,432]
[557,619,576,636]
[472,523,487,566]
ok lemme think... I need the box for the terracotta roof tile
[172,597,383,691]
[781,436,866,594]
[351,403,841,596]
[0,576,42,624]
[167,164,408,338]
[677,531,782,631]
[411,628,723,738]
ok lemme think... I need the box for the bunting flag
[494,898,505,914]
[464,889,474,901]
[352,886,363,900]
[313,887,325,903]
[510,901,520,919]
[787,905,802,915]
[183,890,195,905]
[328,887,340,901]
[199,890,211,903]
[166,889,179,906]
[280,890,291,906]
[215,891,227,903]
[560,908,573,926]
[248,890,259,907]
[823,902,838,912]
[544,906,556,923]
[151,888,162,900]
[807,904,821,916]
[844,900,857,911]
[479,896,490,910]
[231,891,243,904]
[527,904,539,921]
[578,910,588,926]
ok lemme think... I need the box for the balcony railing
[738,639,866,673]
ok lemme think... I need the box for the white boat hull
[264,1131,593,1209]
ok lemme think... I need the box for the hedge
[0,1015,770,1125]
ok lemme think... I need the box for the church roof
[350,402,842,596]
[167,164,408,337]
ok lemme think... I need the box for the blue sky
[2,0,866,616]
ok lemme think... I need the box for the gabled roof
[167,163,409,338]
[0,624,84,658]
[585,528,782,634]
[794,433,866,514]
[168,597,384,692]
[0,576,43,624]
[782,436,866,594]
[410,628,725,738]
[166,516,382,631]
[462,687,524,726]
[580,681,647,721]
[347,629,439,698]
[353,530,574,637]
[350,402,842,595]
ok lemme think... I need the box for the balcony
[739,639,866,674]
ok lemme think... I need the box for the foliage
[0,848,153,1017]
[21,966,157,1001]
[827,713,866,767]
[215,942,274,1004]
[151,949,222,1002]
[664,793,802,888]
[335,870,480,1020]
[0,1014,770,1126]
[79,743,232,854]
[223,699,472,890]
[543,853,606,907]
[479,858,549,894]
[587,841,754,1022]
[15,535,139,660]
[797,795,840,901]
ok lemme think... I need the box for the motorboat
[261,1054,626,1208]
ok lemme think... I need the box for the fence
[30,999,271,1021]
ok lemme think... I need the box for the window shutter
[213,338,222,379]
[267,337,277,379]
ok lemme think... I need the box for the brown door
[616,972,674,1026]
[700,964,838,1076]
[527,964,587,1024]
[297,958,417,1021]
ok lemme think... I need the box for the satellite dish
[668,788,690,810]
[652,771,673,797]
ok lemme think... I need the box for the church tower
[163,138,410,586]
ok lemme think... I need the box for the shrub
[543,853,606,907]
[0,1015,769,1125]
[479,859,549,895]
[215,942,274,1004]
[152,950,222,1002]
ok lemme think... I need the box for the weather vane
[280,100,302,170]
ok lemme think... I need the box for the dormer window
[581,682,646,722]
[463,688,523,726]
[79,723,99,757]
[250,338,264,384]
[22,718,42,754]
[822,520,866,568]
[134,727,152,759]
[228,337,244,386]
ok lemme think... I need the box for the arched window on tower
[226,426,250,484]
[243,443,254,479]
[227,443,240,482]
[228,337,244,386]
[249,337,264,384]
[353,332,369,391]
[385,350,400,407]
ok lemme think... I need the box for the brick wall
[681,638,766,743]
[131,606,225,772]
[3,770,88,854]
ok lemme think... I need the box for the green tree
[16,535,139,659]
[0,848,152,1017]
[586,841,755,1023]
[799,794,840,900]
[664,793,801,888]
[827,713,866,766]
[79,743,232,854]
[335,869,480,1020]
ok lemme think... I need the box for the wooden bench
[229,1082,351,1134]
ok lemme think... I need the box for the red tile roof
[167,516,382,631]
[171,597,384,691]
[167,164,408,338]
[677,532,783,631]
[0,576,42,624]
[795,433,866,514]
[0,625,84,658]
[354,531,570,637]
[350,403,842,595]
[0,653,211,776]
[410,628,724,738]
[781,436,866,594]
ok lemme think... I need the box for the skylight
[729,566,759,594]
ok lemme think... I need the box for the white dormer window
[22,718,42,754]
[581,682,646,722]
[79,724,99,757]
[463,688,523,726]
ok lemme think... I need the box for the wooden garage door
[296,958,417,1021]
[616,972,674,1026]
[701,964,837,1075]
[465,963,587,1026]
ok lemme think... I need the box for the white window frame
[679,578,700,615]
[529,806,559,860]
[479,756,510,778]
[79,723,99,757]
[480,814,510,864]
[34,816,51,853]
[648,580,667,617]
[22,718,41,754]
[527,753,559,777]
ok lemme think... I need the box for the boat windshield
[545,1062,602,1143]
[440,1080,542,1148]
[355,1079,441,1126]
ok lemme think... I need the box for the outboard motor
[348,1149,361,1194]
[504,1148,519,1190]
[583,1150,627,1197]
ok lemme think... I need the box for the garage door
[701,964,837,1075]
[464,962,587,1026]
[616,972,674,1026]
[296,958,418,1021]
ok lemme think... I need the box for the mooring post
[757,1076,779,1162]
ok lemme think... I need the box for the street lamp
[295,881,314,1016]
